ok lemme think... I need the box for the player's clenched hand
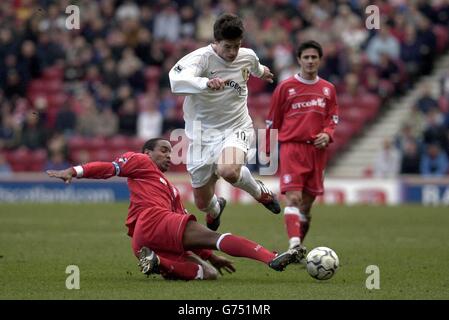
[261,66,274,83]
[46,168,74,184]
[313,132,330,149]
[208,254,236,275]
[207,77,225,90]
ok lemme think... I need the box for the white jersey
[169,45,265,143]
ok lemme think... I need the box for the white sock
[232,166,261,199]
[201,194,221,218]
[284,206,300,216]
[195,265,204,280]
[289,237,301,249]
[216,233,232,251]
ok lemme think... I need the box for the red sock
[217,233,276,264]
[284,206,301,239]
[158,256,201,280]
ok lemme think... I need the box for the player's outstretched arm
[46,168,74,184]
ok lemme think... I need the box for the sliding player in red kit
[47,138,304,280]
[266,41,339,256]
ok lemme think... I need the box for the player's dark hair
[213,13,244,41]
[297,40,323,58]
[142,138,165,153]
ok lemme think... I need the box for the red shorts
[279,142,327,196]
[131,207,196,259]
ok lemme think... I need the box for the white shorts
[187,127,256,188]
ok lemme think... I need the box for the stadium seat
[91,149,114,162]
[247,77,268,95]
[87,136,107,151]
[42,66,64,80]
[433,25,449,54]
[46,93,67,109]
[28,149,47,171]
[109,135,129,152]
[145,66,161,90]
[5,149,30,172]
[129,137,145,152]
[68,136,88,151]
[360,94,381,121]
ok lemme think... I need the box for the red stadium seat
[5,148,30,172]
[433,25,449,54]
[108,135,129,152]
[91,149,114,162]
[47,93,67,109]
[68,136,86,151]
[360,94,381,121]
[43,66,64,80]
[28,149,47,171]
[247,77,267,95]
[129,137,145,152]
[86,136,107,151]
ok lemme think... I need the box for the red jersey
[266,74,339,149]
[78,152,186,234]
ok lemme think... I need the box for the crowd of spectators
[0,0,448,174]
[378,73,449,177]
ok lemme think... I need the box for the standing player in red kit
[266,41,339,254]
[47,138,304,280]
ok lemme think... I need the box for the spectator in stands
[4,69,26,99]
[402,105,427,138]
[366,25,400,66]
[118,98,138,136]
[137,98,163,140]
[20,110,47,150]
[17,40,41,85]
[395,123,421,152]
[153,2,181,42]
[400,24,422,76]
[47,132,68,160]
[161,106,184,137]
[96,107,119,138]
[420,143,449,176]
[400,139,421,174]
[374,138,401,178]
[415,17,436,75]
[55,102,77,136]
[423,109,449,155]
[0,113,20,149]
[45,150,70,171]
[377,52,401,93]
[76,94,100,137]
[416,84,439,114]
[0,153,12,177]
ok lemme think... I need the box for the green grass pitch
[1,203,448,299]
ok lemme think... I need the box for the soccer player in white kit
[169,13,280,231]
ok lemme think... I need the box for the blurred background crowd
[0,0,448,176]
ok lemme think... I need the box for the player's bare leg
[299,191,315,243]
[182,221,302,271]
[193,175,227,231]
[218,147,280,214]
